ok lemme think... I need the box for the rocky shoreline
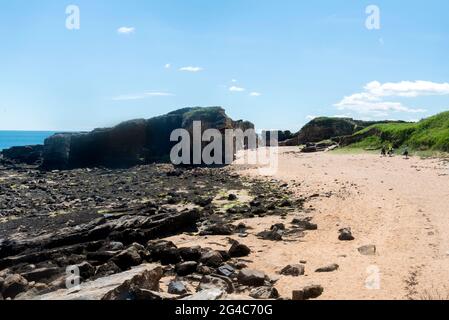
[0,161,321,300]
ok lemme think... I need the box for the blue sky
[0,0,448,131]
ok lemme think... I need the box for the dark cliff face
[41,107,255,170]
[281,117,403,146]
[296,118,358,144]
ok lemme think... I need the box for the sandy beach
[168,148,449,300]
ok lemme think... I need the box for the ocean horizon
[0,131,58,151]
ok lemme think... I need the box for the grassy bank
[342,111,449,155]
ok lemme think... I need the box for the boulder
[279,264,305,277]
[198,275,234,294]
[292,285,324,300]
[200,251,224,268]
[237,269,266,286]
[228,241,251,258]
[29,264,161,300]
[112,247,143,270]
[2,274,29,299]
[175,261,198,276]
[179,246,202,261]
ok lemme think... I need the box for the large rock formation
[41,107,254,170]
[280,117,404,146]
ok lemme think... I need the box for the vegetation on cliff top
[343,111,449,153]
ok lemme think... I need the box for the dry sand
[168,147,449,300]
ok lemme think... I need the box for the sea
[0,131,58,151]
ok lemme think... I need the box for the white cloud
[179,66,203,72]
[229,86,245,92]
[249,92,261,97]
[364,80,449,98]
[231,79,238,83]
[112,91,174,101]
[117,27,135,35]
[144,92,174,97]
[164,63,171,69]
[333,80,448,116]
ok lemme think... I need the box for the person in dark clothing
[403,146,409,159]
[381,146,387,157]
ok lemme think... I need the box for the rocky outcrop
[27,264,162,300]
[1,145,44,165]
[40,107,254,170]
[281,117,403,146]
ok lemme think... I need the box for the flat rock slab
[26,264,161,300]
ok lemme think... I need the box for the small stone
[168,281,187,295]
[338,228,354,241]
[249,286,279,299]
[217,264,235,277]
[228,241,251,258]
[234,262,248,270]
[228,194,238,201]
[291,218,318,230]
[95,261,122,278]
[279,199,292,207]
[198,275,234,294]
[107,242,125,251]
[76,262,96,280]
[200,224,234,236]
[257,229,283,241]
[271,223,286,230]
[358,245,377,256]
[182,288,225,301]
[315,264,339,273]
[292,285,324,300]
[196,265,213,275]
[279,264,305,277]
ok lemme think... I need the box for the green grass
[342,111,449,155]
